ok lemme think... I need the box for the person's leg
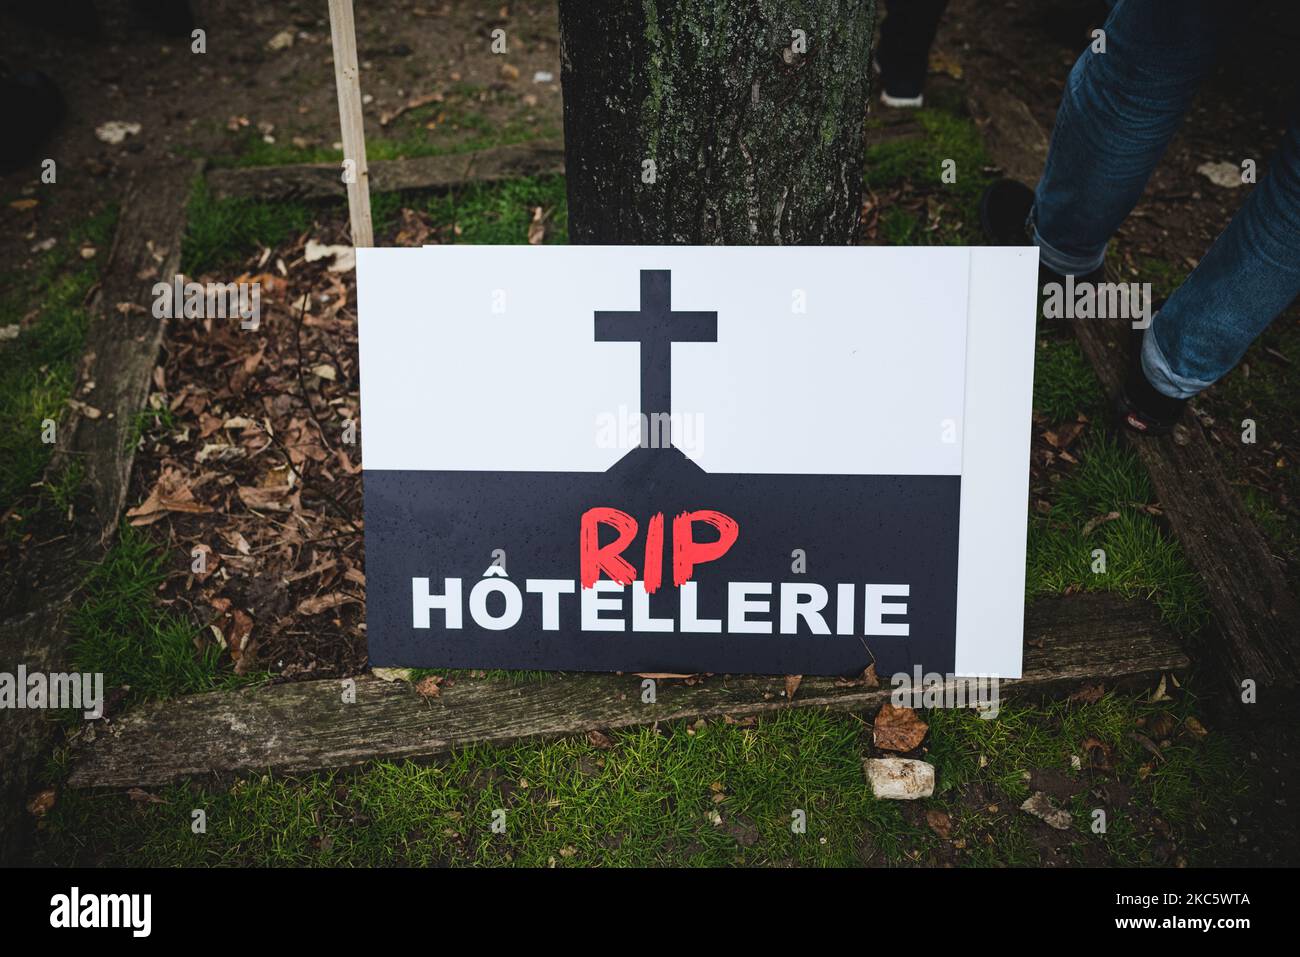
[1031,0,1229,276]
[875,0,950,106]
[1142,112,1300,398]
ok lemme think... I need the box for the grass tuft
[0,207,116,515]
[69,524,260,703]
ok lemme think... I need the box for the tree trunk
[558,0,877,245]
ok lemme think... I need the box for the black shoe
[1118,318,1187,436]
[872,56,925,108]
[979,178,1107,324]
[0,67,65,176]
[979,178,1035,246]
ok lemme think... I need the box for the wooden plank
[966,85,1049,186]
[67,594,1187,789]
[0,163,195,862]
[963,80,1300,691]
[327,0,373,247]
[206,140,566,203]
[1071,316,1300,690]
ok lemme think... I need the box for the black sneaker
[0,67,65,176]
[978,178,1106,318]
[872,57,925,108]
[979,178,1036,246]
[1118,320,1187,436]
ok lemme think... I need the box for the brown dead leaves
[126,467,213,525]
[296,592,360,616]
[873,704,929,753]
[121,222,369,682]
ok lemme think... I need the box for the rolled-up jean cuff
[1031,224,1107,277]
[1141,325,1215,399]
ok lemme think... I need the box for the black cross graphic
[594,270,717,447]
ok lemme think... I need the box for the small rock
[533,70,554,83]
[95,120,142,145]
[1196,160,1243,189]
[1020,791,1072,830]
[267,30,295,51]
[864,757,935,800]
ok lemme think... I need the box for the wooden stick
[327,0,374,247]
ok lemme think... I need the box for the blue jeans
[1032,0,1300,399]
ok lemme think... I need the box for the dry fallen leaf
[26,789,57,818]
[126,787,168,804]
[304,239,356,273]
[297,592,357,616]
[861,663,880,688]
[1183,716,1209,739]
[1020,791,1071,830]
[784,674,802,701]
[633,672,694,679]
[226,609,254,661]
[926,808,952,840]
[873,704,929,753]
[1081,736,1114,770]
[237,484,293,512]
[1080,511,1121,537]
[126,467,213,525]
[414,675,444,698]
[1068,682,1105,704]
[586,729,615,749]
[527,205,546,244]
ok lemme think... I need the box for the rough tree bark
[558,0,877,245]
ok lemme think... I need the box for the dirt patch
[0,0,562,328]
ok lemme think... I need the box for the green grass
[1028,335,1207,631]
[1033,337,1107,423]
[34,688,1244,867]
[182,178,314,274]
[68,524,261,704]
[183,174,568,275]
[218,85,559,170]
[398,174,568,245]
[1027,434,1207,631]
[865,107,993,245]
[927,692,1244,866]
[0,207,117,515]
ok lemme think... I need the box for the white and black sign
[357,246,1038,677]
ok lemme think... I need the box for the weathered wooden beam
[1071,315,1300,690]
[67,593,1186,789]
[206,140,565,203]
[0,162,195,863]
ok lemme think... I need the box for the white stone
[864,757,935,800]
